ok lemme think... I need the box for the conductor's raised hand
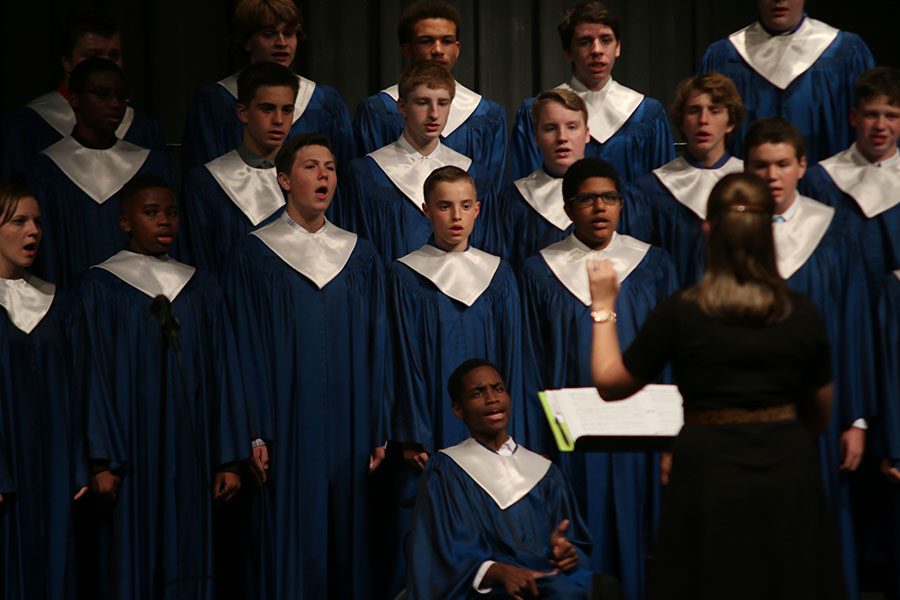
[587,258,619,309]
[549,519,579,572]
[484,563,557,599]
[250,442,269,486]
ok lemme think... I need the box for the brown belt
[684,404,798,426]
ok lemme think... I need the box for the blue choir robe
[876,272,900,595]
[520,233,676,600]
[698,17,874,164]
[498,168,572,275]
[337,136,499,266]
[79,252,251,600]
[508,78,674,183]
[181,73,354,171]
[408,438,595,599]
[353,81,508,188]
[0,275,88,600]
[0,90,165,183]
[25,138,176,290]
[220,214,389,600]
[774,196,876,599]
[181,150,285,277]
[800,145,900,293]
[631,154,744,289]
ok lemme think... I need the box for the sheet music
[546,385,683,442]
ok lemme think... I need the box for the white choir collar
[559,78,643,144]
[382,80,482,137]
[42,137,150,204]
[653,155,745,219]
[772,195,834,279]
[252,212,357,289]
[205,150,285,225]
[0,274,55,334]
[368,136,472,210]
[219,72,316,125]
[93,251,196,300]
[397,243,500,307]
[513,169,571,231]
[819,144,900,218]
[27,90,135,139]
[439,437,550,510]
[540,232,649,306]
[728,18,839,90]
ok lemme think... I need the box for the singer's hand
[90,470,121,502]
[213,472,241,502]
[250,443,269,486]
[73,486,89,501]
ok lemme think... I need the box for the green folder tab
[538,391,575,452]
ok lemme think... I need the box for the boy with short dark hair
[408,359,599,599]
[699,0,874,164]
[181,61,299,276]
[79,175,250,600]
[744,117,875,596]
[221,133,389,599]
[25,58,175,290]
[353,0,508,187]
[801,67,900,290]
[340,61,498,265]
[631,72,746,288]
[520,157,676,600]
[181,0,353,171]
[509,1,673,183]
[0,8,164,182]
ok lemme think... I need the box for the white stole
[27,90,135,138]
[559,78,644,144]
[205,150,285,225]
[397,244,500,307]
[42,137,150,204]
[540,232,650,306]
[653,156,745,219]
[252,213,357,289]
[819,144,900,218]
[0,274,55,334]
[93,251,196,300]
[773,196,834,279]
[440,438,550,510]
[382,80,482,137]
[728,18,839,90]
[513,169,570,231]
[368,137,472,211]
[218,72,316,125]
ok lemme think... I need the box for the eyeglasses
[566,192,623,207]
[83,88,131,104]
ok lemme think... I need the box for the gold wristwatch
[590,308,617,323]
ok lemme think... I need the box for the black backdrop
[1,0,898,149]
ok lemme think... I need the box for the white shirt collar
[0,274,55,334]
[728,18,839,90]
[93,251,196,300]
[819,143,900,218]
[653,155,745,219]
[513,169,571,231]
[368,137,472,210]
[539,232,650,306]
[774,194,802,223]
[439,437,550,510]
[27,90,135,139]
[205,149,285,225]
[559,77,644,144]
[42,137,150,204]
[397,244,501,307]
[772,195,834,279]
[252,212,358,289]
[218,72,316,125]
[382,80,482,137]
